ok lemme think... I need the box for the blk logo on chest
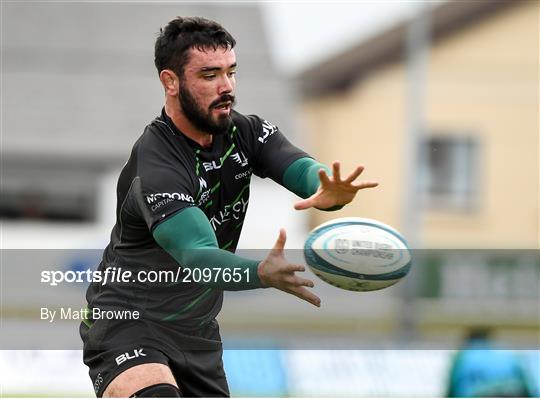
[203,152,248,171]
[115,348,146,365]
[203,160,223,171]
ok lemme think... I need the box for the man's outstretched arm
[153,206,320,306]
[282,157,379,211]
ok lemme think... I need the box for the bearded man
[80,16,378,398]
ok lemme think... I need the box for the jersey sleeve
[132,130,198,231]
[153,207,264,290]
[234,113,310,185]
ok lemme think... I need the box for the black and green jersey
[84,108,308,330]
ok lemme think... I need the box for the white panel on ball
[304,218,412,292]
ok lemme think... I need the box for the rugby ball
[304,217,411,292]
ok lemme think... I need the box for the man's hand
[294,161,379,211]
[257,229,321,307]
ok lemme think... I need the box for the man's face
[178,47,237,135]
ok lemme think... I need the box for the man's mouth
[213,101,232,110]
[213,101,232,114]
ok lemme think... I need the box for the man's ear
[159,69,179,96]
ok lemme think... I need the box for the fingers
[333,164,378,189]
[271,228,287,253]
[344,165,365,183]
[290,286,321,307]
[283,274,314,287]
[294,276,315,288]
[282,265,312,287]
[284,263,305,273]
[342,165,379,190]
[294,198,314,210]
[332,161,341,182]
[267,258,320,306]
[318,168,331,186]
[283,267,317,303]
[352,180,379,190]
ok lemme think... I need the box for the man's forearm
[153,207,264,290]
[282,157,328,198]
[282,157,343,211]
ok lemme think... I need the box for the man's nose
[218,75,234,94]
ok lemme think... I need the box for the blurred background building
[1,0,539,397]
[299,0,537,249]
[297,0,539,345]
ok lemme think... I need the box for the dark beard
[178,85,235,136]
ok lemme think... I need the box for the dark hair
[154,16,236,78]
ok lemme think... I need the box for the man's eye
[203,74,216,80]
[228,70,236,77]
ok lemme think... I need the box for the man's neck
[164,101,213,148]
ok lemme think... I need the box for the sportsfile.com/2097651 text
[40,266,250,286]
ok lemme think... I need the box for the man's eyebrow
[199,63,237,72]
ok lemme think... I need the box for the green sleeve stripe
[153,207,263,290]
[82,307,93,327]
[211,181,221,193]
[282,157,343,212]
[282,157,330,199]
[195,149,201,176]
[221,142,236,163]
[221,239,234,250]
